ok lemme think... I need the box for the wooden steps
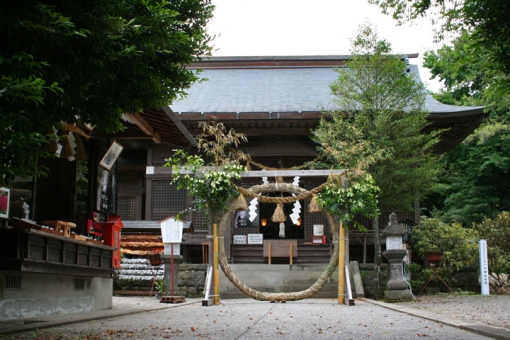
[232,242,331,264]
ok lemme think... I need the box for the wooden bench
[263,240,298,265]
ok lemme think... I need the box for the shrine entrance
[258,201,304,240]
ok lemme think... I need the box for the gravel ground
[11,297,493,340]
[395,294,510,331]
[111,293,510,332]
[111,294,510,331]
[112,295,169,310]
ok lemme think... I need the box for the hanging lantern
[233,193,248,211]
[279,222,285,238]
[271,203,286,223]
[308,195,322,213]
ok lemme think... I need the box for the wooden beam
[146,166,347,177]
[124,112,161,144]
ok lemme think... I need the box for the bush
[412,217,479,268]
[409,217,479,292]
[474,212,510,286]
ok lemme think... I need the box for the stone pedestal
[382,249,414,301]
[381,213,414,301]
[161,254,183,296]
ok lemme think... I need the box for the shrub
[409,217,479,292]
[412,217,479,268]
[473,212,510,286]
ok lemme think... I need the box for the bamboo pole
[338,221,345,304]
[268,243,272,264]
[213,223,220,305]
[289,243,293,265]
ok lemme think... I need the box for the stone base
[384,289,414,301]
[160,296,186,304]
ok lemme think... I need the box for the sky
[206,0,447,92]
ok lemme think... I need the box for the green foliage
[154,280,165,295]
[449,136,510,225]
[420,28,510,226]
[1,0,214,185]
[164,120,248,222]
[412,217,479,268]
[474,212,510,285]
[165,149,245,220]
[424,31,510,111]
[406,262,455,292]
[313,22,442,213]
[369,0,510,99]
[317,172,381,230]
[196,119,249,166]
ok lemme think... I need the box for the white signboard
[160,218,183,243]
[479,239,490,295]
[248,234,263,244]
[386,236,403,250]
[313,224,324,236]
[233,235,247,244]
[164,243,181,256]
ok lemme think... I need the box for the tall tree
[0,0,214,185]
[420,32,510,226]
[369,0,510,99]
[313,22,441,266]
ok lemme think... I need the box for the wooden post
[338,221,345,304]
[289,242,293,265]
[213,223,220,304]
[363,235,367,264]
[268,243,272,265]
[171,243,175,296]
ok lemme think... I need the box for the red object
[102,215,124,269]
[425,252,442,264]
[87,219,103,237]
[312,235,327,244]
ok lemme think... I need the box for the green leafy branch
[317,171,381,230]
[165,149,245,221]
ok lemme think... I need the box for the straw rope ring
[218,183,340,301]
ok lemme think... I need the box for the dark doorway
[258,202,304,240]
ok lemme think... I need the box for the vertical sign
[479,239,490,295]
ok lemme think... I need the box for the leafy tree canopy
[313,22,442,214]
[369,0,510,99]
[420,32,510,225]
[0,0,214,185]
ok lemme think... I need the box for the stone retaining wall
[177,264,207,298]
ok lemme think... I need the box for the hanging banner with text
[479,239,490,295]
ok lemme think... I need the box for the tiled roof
[171,64,483,116]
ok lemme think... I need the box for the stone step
[217,263,340,299]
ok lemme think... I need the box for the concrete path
[2,297,510,339]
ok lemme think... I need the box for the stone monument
[381,212,414,301]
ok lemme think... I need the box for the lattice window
[192,208,208,233]
[117,196,137,220]
[303,180,329,241]
[152,181,187,219]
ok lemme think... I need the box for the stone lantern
[381,212,413,301]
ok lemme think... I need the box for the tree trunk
[373,215,381,267]
[372,215,381,298]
